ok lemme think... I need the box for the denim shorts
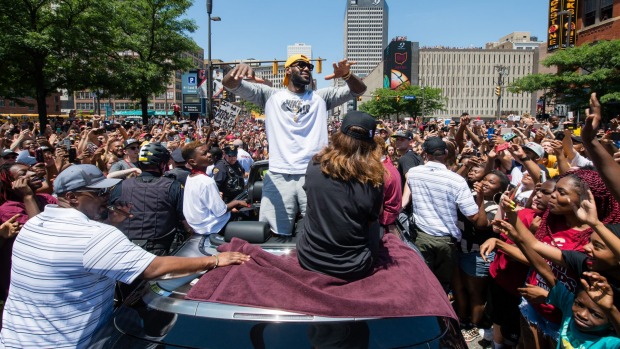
[458,250,494,278]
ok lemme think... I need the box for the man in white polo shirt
[0,164,249,349]
[401,137,487,292]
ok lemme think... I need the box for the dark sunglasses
[291,61,314,71]
[75,186,115,197]
[126,146,139,150]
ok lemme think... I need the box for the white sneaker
[479,327,493,341]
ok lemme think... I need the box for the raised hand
[0,214,21,239]
[582,92,602,143]
[325,59,356,80]
[570,189,599,226]
[581,271,614,312]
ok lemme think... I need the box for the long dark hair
[315,127,384,187]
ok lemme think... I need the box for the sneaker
[461,327,480,342]
[479,327,493,341]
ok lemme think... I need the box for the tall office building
[287,43,312,59]
[344,0,388,78]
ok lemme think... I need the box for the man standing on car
[401,137,486,292]
[222,55,366,236]
[0,164,250,349]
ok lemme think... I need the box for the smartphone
[473,120,484,127]
[500,127,512,135]
[540,170,547,184]
[62,138,72,150]
[533,123,543,129]
[35,148,45,163]
[487,128,495,139]
[564,123,574,130]
[68,148,77,163]
[495,143,511,153]
[86,122,93,128]
[56,127,61,134]
[502,133,517,142]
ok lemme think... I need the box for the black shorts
[488,279,521,343]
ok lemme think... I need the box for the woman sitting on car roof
[296,111,384,281]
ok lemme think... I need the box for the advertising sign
[383,40,412,90]
[547,0,578,52]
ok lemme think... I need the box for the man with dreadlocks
[0,162,57,322]
[513,169,620,349]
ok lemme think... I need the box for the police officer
[110,142,187,256]
[213,144,245,203]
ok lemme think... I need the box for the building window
[601,0,613,20]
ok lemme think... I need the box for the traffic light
[316,58,322,73]
[375,95,380,101]
[223,90,228,99]
[495,86,501,96]
[272,61,278,75]
[396,95,401,102]
[357,96,362,102]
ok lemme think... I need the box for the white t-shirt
[0,206,155,349]
[183,174,230,235]
[229,81,361,174]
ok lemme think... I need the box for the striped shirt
[0,205,155,349]
[406,161,478,240]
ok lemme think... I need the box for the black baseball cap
[340,111,377,142]
[423,137,447,155]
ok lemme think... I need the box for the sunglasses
[291,61,314,71]
[75,186,114,197]
[126,146,139,151]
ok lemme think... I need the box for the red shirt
[380,159,402,226]
[0,194,57,300]
[526,215,587,324]
[489,208,538,297]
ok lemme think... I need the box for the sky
[186,0,549,88]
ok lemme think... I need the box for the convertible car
[87,160,467,348]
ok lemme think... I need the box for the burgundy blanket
[186,234,456,319]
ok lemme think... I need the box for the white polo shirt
[0,205,155,349]
[406,161,478,240]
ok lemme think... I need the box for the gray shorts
[258,171,306,236]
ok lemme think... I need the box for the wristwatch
[520,156,530,162]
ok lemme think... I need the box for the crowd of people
[1,52,620,349]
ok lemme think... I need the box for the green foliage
[0,0,199,126]
[238,100,263,115]
[510,40,620,113]
[358,84,446,119]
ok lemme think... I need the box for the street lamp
[557,10,573,49]
[206,0,221,120]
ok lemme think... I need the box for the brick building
[577,0,620,45]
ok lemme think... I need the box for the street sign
[404,95,416,100]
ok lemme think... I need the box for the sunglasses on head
[291,61,314,71]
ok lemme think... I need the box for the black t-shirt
[296,161,383,281]
[213,159,245,202]
[397,150,423,188]
[562,250,620,305]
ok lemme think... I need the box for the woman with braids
[296,111,384,281]
[0,163,57,320]
[508,169,620,349]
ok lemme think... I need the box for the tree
[359,85,446,119]
[102,0,199,125]
[510,40,620,117]
[0,0,116,130]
